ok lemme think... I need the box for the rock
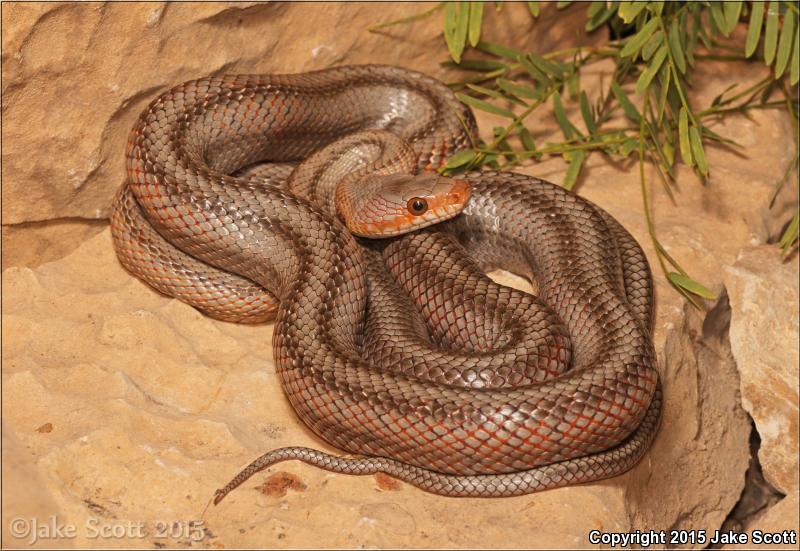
[626,294,751,542]
[2,220,107,269]
[720,430,785,536]
[721,492,800,550]
[723,246,800,495]
[1,425,71,549]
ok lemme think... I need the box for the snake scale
[110,65,661,500]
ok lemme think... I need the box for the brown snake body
[110,65,661,500]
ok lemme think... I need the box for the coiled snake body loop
[110,65,661,500]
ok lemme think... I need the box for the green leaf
[527,52,565,79]
[698,13,713,48]
[483,152,499,169]
[579,91,597,133]
[476,41,521,59]
[668,272,716,299]
[518,125,537,151]
[791,18,800,85]
[662,140,675,167]
[723,1,743,35]
[682,11,695,66]
[444,2,456,37]
[668,18,687,73]
[645,121,674,175]
[775,10,795,78]
[678,108,692,165]
[611,81,642,122]
[709,2,729,36]
[519,55,552,86]
[666,71,682,117]
[497,78,538,99]
[689,126,708,175]
[552,91,581,139]
[636,44,668,95]
[557,1,573,9]
[656,63,671,122]
[464,84,498,97]
[649,1,664,16]
[764,0,779,66]
[443,149,478,170]
[642,30,665,61]
[456,2,470,52]
[562,150,586,190]
[618,1,647,24]
[444,2,466,63]
[567,72,581,100]
[745,1,765,57]
[779,208,799,252]
[468,1,484,47]
[620,16,661,58]
[586,2,616,31]
[587,1,605,18]
[455,92,516,118]
[527,1,539,17]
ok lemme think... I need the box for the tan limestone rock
[723,246,800,495]
[721,492,800,550]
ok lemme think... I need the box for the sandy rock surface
[3,2,798,549]
[2,231,651,549]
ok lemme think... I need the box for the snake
[109,64,661,501]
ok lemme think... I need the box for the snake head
[336,172,471,238]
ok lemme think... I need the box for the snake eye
[407,197,428,216]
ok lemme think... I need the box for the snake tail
[214,382,661,504]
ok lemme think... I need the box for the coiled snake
[110,65,661,501]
